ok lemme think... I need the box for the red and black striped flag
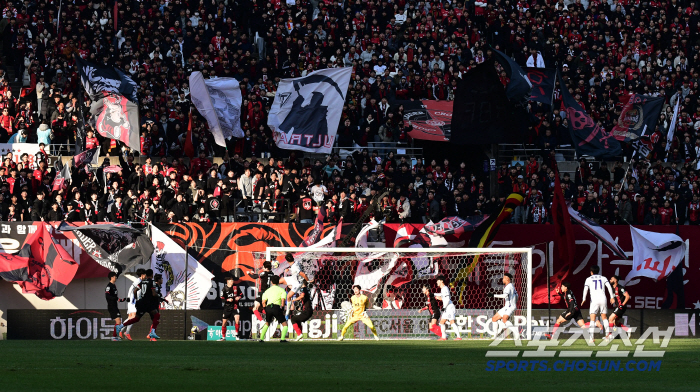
[468,193,524,248]
[0,224,78,300]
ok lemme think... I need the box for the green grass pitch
[1,339,699,391]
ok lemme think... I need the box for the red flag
[114,0,119,31]
[0,224,79,300]
[184,111,195,158]
[532,171,575,304]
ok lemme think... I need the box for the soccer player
[259,275,288,342]
[120,268,146,341]
[606,275,630,341]
[219,275,242,341]
[282,253,312,317]
[545,282,585,339]
[288,279,314,341]
[435,275,462,341]
[117,270,167,341]
[338,285,379,341]
[418,284,442,338]
[105,271,126,341]
[247,261,273,321]
[581,265,614,343]
[489,273,518,340]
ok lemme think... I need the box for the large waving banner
[269,67,352,153]
[525,68,556,105]
[90,94,141,152]
[397,100,452,142]
[189,71,244,146]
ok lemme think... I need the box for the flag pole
[184,238,189,340]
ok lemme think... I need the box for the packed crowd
[0,0,699,225]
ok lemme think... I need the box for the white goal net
[252,247,532,340]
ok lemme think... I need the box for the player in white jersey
[120,269,146,341]
[280,253,312,317]
[434,275,462,341]
[580,265,614,342]
[490,273,519,340]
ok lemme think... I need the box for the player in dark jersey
[419,284,442,338]
[219,275,242,341]
[288,279,314,341]
[545,282,585,339]
[105,272,126,341]
[247,261,273,321]
[606,275,630,341]
[117,270,168,341]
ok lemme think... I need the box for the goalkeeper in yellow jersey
[338,285,379,341]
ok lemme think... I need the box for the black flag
[559,72,622,158]
[525,68,556,105]
[72,146,100,169]
[451,60,527,144]
[491,47,532,105]
[610,94,664,142]
[75,54,138,102]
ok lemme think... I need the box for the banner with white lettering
[0,143,54,168]
[269,67,352,153]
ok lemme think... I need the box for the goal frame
[265,247,533,340]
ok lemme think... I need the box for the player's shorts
[589,301,607,315]
[290,310,313,325]
[430,310,441,321]
[441,304,456,321]
[127,302,137,314]
[265,304,286,324]
[497,305,516,318]
[612,305,627,317]
[222,307,239,320]
[560,309,584,322]
[135,298,159,317]
[108,306,121,320]
[255,296,263,305]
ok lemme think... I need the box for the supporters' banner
[399,100,452,142]
[75,55,138,102]
[189,72,244,146]
[354,252,399,293]
[559,73,622,158]
[0,143,54,167]
[525,68,556,105]
[384,224,698,309]
[269,67,352,153]
[627,227,686,283]
[102,165,122,173]
[568,204,626,259]
[151,226,214,310]
[0,224,78,300]
[423,216,488,236]
[610,94,664,142]
[91,93,141,153]
[58,223,154,276]
[451,59,526,144]
[72,146,99,169]
[491,47,532,105]
[533,173,575,304]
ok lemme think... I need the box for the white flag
[269,67,352,153]
[189,71,244,147]
[626,226,686,282]
[665,97,680,152]
[151,226,214,310]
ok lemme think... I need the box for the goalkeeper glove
[486,293,495,298]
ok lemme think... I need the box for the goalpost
[254,247,533,340]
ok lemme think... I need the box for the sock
[122,317,139,327]
[221,324,227,338]
[150,313,160,332]
[496,320,506,337]
[552,323,560,335]
[125,324,133,334]
[440,324,446,338]
[603,320,610,335]
[621,324,629,332]
[235,322,240,336]
[293,324,302,335]
[113,325,117,337]
[260,324,269,339]
[430,325,441,336]
[370,325,378,337]
[504,321,517,339]
[254,310,263,321]
[281,325,288,340]
[451,323,461,338]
